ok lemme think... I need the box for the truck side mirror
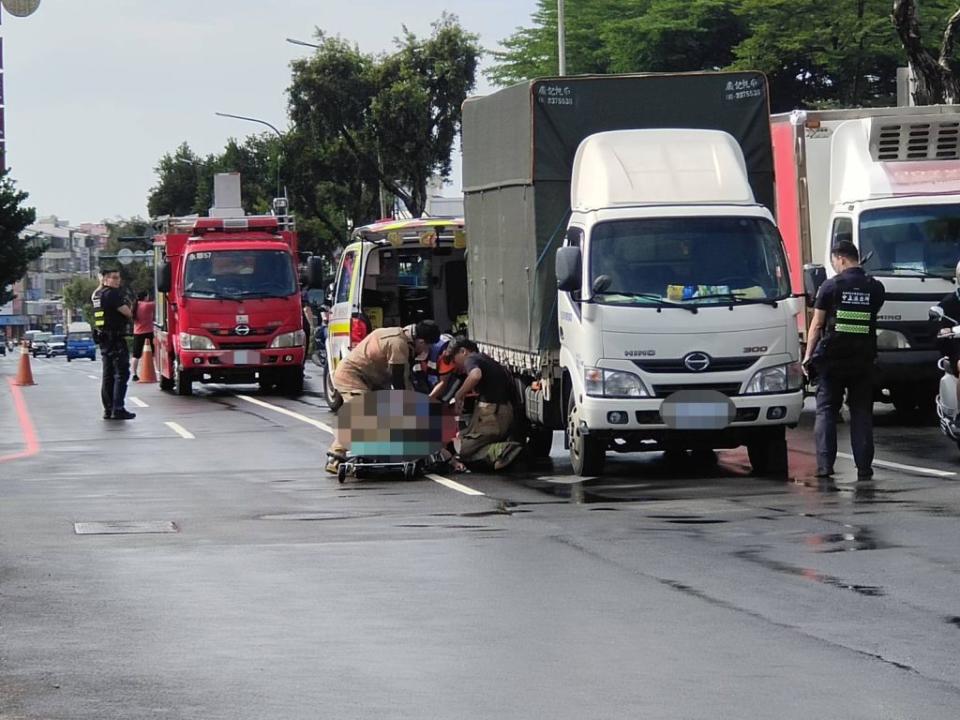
[555,246,582,293]
[802,263,826,305]
[157,262,171,293]
[307,256,325,289]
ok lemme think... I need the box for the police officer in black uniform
[92,268,136,420]
[802,241,885,479]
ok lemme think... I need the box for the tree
[288,14,481,219]
[490,0,960,111]
[62,276,100,325]
[102,218,154,298]
[0,170,39,306]
[147,143,204,217]
[892,0,960,104]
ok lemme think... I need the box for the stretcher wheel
[337,464,347,484]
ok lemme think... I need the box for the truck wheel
[173,358,193,396]
[527,427,554,458]
[280,367,305,397]
[323,364,343,412]
[567,395,605,476]
[747,426,788,477]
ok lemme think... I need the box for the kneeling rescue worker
[802,241,885,480]
[447,338,525,471]
[325,321,442,473]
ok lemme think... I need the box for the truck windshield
[589,217,791,305]
[183,250,297,299]
[859,204,960,279]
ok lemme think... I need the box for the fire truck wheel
[174,358,193,396]
[280,368,304,397]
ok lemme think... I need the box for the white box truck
[463,73,805,477]
[772,106,960,412]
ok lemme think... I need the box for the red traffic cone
[13,342,35,386]
[138,339,157,384]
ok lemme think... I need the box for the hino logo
[625,350,656,358]
[235,324,251,336]
[683,352,712,372]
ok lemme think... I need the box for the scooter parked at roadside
[929,305,960,449]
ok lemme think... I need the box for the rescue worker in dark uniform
[92,268,136,420]
[802,241,885,479]
[935,260,960,424]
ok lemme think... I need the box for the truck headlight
[179,332,215,350]
[584,367,651,398]
[270,330,306,348]
[744,362,804,394]
[876,328,911,350]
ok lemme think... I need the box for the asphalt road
[2,352,960,719]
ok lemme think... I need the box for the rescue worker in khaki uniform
[325,321,441,472]
[802,241,885,480]
[448,338,525,471]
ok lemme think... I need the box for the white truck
[772,106,960,412]
[463,73,805,477]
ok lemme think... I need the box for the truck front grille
[651,382,742,399]
[633,357,758,373]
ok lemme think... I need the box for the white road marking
[164,421,195,440]
[87,375,98,380]
[129,397,148,408]
[425,473,485,496]
[232,393,334,434]
[836,452,956,478]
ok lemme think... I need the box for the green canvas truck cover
[462,71,773,356]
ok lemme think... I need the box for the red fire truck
[153,207,308,397]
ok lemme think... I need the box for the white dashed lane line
[233,393,334,434]
[836,452,956,478]
[129,397,149,408]
[87,375,98,380]
[164,421,195,440]
[231,393,485,497]
[426,473,486,496]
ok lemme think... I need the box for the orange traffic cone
[13,342,35,386]
[138,339,157,384]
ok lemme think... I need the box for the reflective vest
[415,334,454,388]
[820,269,882,372]
[91,285,106,330]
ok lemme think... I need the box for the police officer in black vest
[802,241,885,480]
[92,268,136,420]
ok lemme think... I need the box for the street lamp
[286,37,320,50]
[0,0,42,171]
[214,111,285,203]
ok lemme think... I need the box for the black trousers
[814,367,874,473]
[101,338,130,412]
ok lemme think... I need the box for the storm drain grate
[74,521,179,535]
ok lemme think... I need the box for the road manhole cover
[74,521,179,535]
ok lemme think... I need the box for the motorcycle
[929,305,960,447]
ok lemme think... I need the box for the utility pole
[557,0,566,76]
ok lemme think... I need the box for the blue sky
[3,0,537,223]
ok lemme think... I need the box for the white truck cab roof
[570,129,755,212]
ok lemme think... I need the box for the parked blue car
[66,328,97,361]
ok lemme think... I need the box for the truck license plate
[233,350,254,365]
[660,390,735,431]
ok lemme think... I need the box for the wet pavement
[2,353,960,718]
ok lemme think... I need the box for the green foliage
[289,14,481,222]
[490,0,960,111]
[61,276,100,325]
[147,143,203,217]
[0,170,39,306]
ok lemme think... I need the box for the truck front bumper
[579,390,803,432]
[180,347,305,371]
[875,350,941,385]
